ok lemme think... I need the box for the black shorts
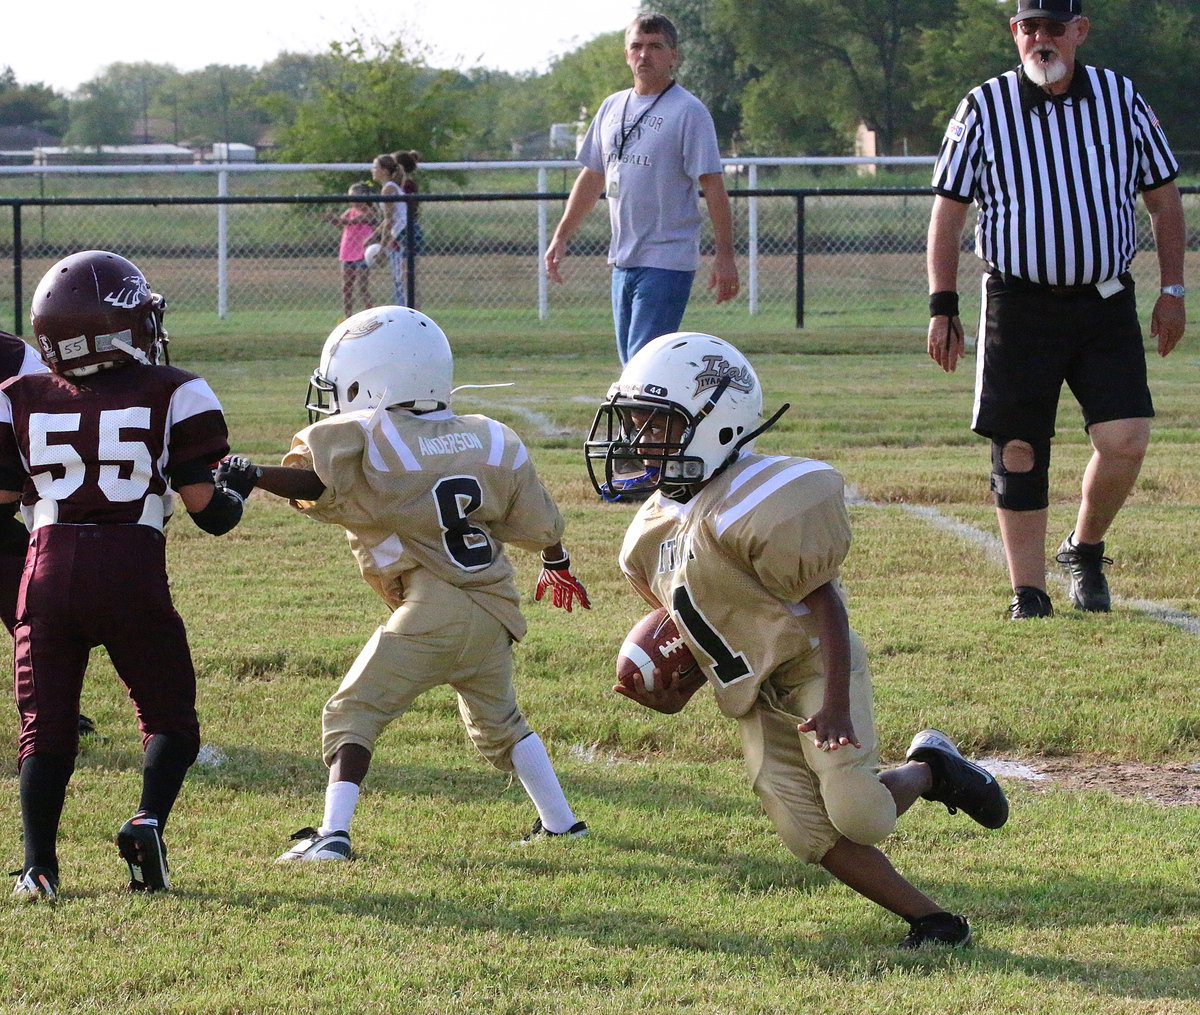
[972,273,1154,442]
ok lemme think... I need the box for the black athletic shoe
[906,729,1009,829]
[78,713,97,736]
[11,865,59,902]
[520,817,589,843]
[898,912,972,949]
[1008,586,1053,619]
[117,810,170,892]
[1056,534,1112,612]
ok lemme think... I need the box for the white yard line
[847,486,1200,636]
[464,398,570,437]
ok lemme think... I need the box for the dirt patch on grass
[1009,757,1200,806]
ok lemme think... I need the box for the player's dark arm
[214,456,326,502]
[0,491,28,556]
[796,580,861,750]
[170,455,245,535]
[255,464,326,502]
[177,482,243,535]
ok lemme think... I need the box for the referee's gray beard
[1024,49,1067,87]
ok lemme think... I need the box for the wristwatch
[1160,284,1186,298]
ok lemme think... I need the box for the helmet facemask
[586,332,789,503]
[587,397,701,501]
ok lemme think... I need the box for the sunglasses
[1016,18,1077,36]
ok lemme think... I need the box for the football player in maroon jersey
[0,329,98,740]
[0,251,254,901]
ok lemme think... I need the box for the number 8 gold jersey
[283,406,564,642]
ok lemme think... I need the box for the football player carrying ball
[588,331,1008,949]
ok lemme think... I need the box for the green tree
[913,0,1200,155]
[278,34,467,167]
[63,81,136,148]
[171,65,272,147]
[654,0,747,148]
[910,0,1016,147]
[718,0,946,154]
[455,68,547,159]
[538,31,630,126]
[0,67,67,135]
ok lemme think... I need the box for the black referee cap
[1011,0,1082,23]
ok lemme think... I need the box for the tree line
[3,0,1198,162]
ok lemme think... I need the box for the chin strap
[111,337,152,366]
[734,402,791,453]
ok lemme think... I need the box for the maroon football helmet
[31,250,168,376]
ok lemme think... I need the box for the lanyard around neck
[616,80,675,160]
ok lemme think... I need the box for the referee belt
[989,271,1132,298]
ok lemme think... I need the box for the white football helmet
[586,332,782,501]
[305,306,452,421]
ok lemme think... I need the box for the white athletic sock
[318,780,360,837]
[511,733,577,833]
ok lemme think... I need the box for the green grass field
[2,319,1200,1014]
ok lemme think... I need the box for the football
[364,242,384,267]
[616,606,698,692]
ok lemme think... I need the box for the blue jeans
[611,266,695,364]
[388,248,408,306]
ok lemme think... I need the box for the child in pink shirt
[333,184,376,319]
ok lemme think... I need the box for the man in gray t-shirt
[545,12,739,364]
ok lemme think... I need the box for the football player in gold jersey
[586,331,1008,948]
[217,307,589,859]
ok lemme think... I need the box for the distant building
[855,123,878,176]
[0,125,61,165]
[207,142,256,163]
[33,143,196,166]
[548,124,576,154]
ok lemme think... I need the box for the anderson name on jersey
[283,406,564,640]
[620,451,861,719]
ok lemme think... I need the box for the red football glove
[535,554,591,612]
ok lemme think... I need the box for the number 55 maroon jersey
[0,364,230,529]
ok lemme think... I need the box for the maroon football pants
[13,523,200,762]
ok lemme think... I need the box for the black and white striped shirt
[932,64,1178,286]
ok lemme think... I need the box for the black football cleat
[1008,586,1053,619]
[117,811,170,892]
[898,912,972,949]
[519,817,589,844]
[1056,534,1112,612]
[906,729,1009,829]
[11,865,59,903]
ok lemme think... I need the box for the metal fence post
[405,193,418,309]
[217,170,229,319]
[11,203,22,336]
[795,192,806,329]
[747,164,758,315]
[537,167,548,321]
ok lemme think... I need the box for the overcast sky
[6,0,641,94]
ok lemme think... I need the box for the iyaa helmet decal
[585,332,785,502]
[691,354,755,398]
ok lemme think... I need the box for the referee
[925,0,1186,619]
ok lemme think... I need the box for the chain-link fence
[2,161,1197,339]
